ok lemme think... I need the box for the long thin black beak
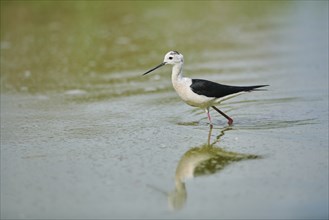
[143,62,166,76]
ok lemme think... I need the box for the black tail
[246,85,269,92]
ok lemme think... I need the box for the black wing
[190,79,268,98]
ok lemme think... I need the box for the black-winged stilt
[143,51,268,126]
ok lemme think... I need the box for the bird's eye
[169,56,173,60]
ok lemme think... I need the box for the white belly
[172,77,215,108]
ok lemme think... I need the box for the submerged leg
[205,108,213,126]
[211,106,233,125]
[207,123,213,146]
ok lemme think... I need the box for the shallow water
[1,1,328,219]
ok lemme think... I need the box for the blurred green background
[1,1,290,94]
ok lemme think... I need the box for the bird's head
[143,50,183,76]
[163,51,184,65]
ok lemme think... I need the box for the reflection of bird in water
[168,126,261,211]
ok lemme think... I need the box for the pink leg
[207,111,212,124]
[206,108,212,125]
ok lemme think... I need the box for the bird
[143,51,268,126]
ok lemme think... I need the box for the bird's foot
[227,118,233,126]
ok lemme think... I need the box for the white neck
[171,63,184,82]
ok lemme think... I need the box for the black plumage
[190,79,268,98]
